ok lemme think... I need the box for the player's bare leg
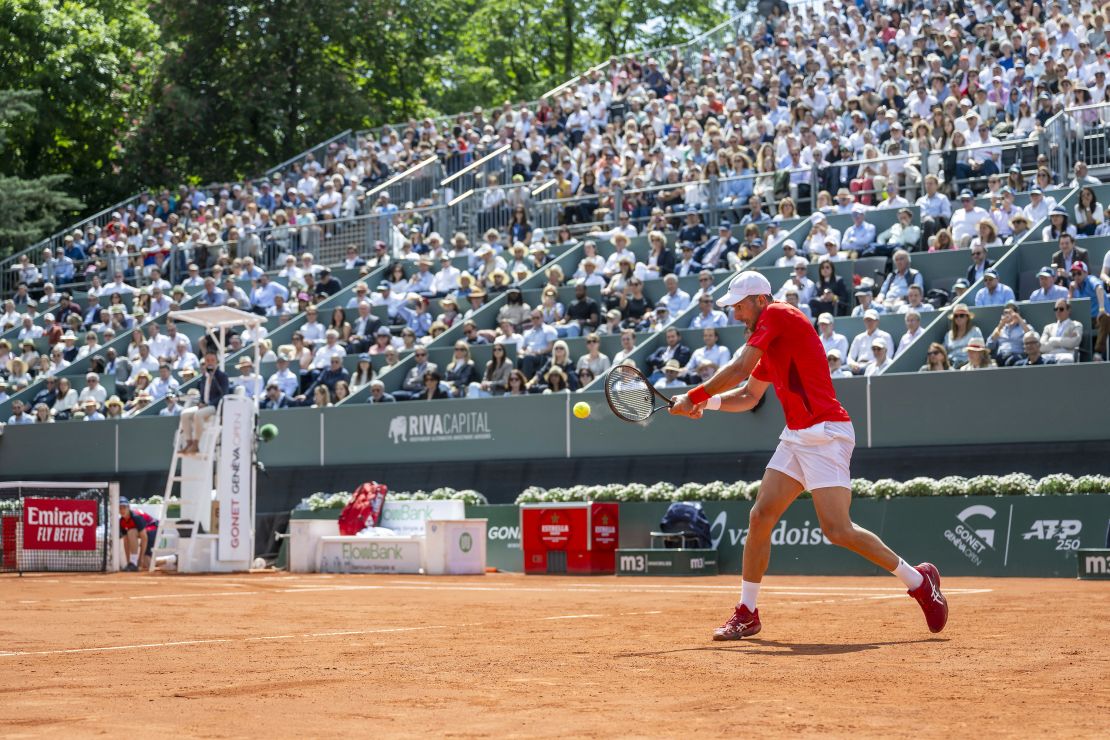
[713,469,804,640]
[810,486,898,570]
[813,486,948,632]
[743,469,806,582]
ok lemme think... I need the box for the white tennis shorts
[765,421,855,491]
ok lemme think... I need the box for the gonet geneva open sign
[22,498,98,550]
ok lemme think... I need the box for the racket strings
[606,365,656,422]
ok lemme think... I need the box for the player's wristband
[688,385,712,406]
[705,395,722,411]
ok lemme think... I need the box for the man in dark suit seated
[260,382,292,409]
[392,347,437,401]
[645,326,693,383]
[346,301,383,353]
[1050,233,1089,285]
[694,221,740,270]
[179,348,229,456]
[307,354,351,398]
[674,241,703,276]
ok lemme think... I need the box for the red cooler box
[521,502,619,575]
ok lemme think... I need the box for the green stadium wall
[2,362,1107,480]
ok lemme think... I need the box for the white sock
[129,553,139,566]
[892,558,923,590]
[739,580,761,611]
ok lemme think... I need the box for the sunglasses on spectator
[586,338,598,343]
[927,350,941,356]
[1055,306,1069,311]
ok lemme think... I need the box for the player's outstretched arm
[702,344,763,396]
[713,376,769,413]
[671,345,764,417]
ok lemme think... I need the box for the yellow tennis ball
[573,401,591,419]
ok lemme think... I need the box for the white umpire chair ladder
[148,306,263,573]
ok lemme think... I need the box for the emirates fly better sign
[22,498,98,550]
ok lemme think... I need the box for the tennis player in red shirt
[671,271,948,640]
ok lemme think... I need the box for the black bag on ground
[659,502,712,549]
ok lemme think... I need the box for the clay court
[1,572,1107,738]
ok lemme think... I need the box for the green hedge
[513,473,1110,504]
[295,487,487,511]
[274,474,1110,512]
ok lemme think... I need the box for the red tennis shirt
[747,302,852,430]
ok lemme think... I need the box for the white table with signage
[423,519,487,575]
[294,499,478,574]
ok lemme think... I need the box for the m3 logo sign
[619,554,646,572]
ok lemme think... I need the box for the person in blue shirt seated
[973,269,1016,306]
[1028,266,1069,302]
[1069,260,1110,359]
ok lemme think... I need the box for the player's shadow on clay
[619,637,947,658]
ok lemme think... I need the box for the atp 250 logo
[1022,519,1082,551]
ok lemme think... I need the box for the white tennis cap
[716,271,772,307]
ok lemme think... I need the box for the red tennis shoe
[712,604,761,641]
[908,562,948,633]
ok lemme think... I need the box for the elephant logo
[388,416,408,444]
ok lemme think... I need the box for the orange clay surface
[0,572,1107,738]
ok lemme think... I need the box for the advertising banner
[217,396,254,563]
[317,536,423,574]
[21,498,98,551]
[380,499,465,537]
[468,504,521,572]
[474,494,1109,577]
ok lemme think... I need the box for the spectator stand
[579,270,737,390]
[1010,236,1110,302]
[0,291,204,422]
[340,243,589,404]
[211,261,395,369]
[883,299,1091,376]
[1043,103,1110,179]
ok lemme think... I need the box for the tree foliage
[0,0,728,242]
[0,89,83,254]
[0,0,162,201]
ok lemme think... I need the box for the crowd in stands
[5,0,1110,423]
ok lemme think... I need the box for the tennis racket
[604,364,674,423]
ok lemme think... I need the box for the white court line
[541,614,603,620]
[59,591,255,604]
[3,582,994,608]
[0,639,231,657]
[0,617,622,658]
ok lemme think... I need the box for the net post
[108,483,121,573]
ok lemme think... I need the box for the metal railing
[264,129,355,179]
[1043,102,1110,182]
